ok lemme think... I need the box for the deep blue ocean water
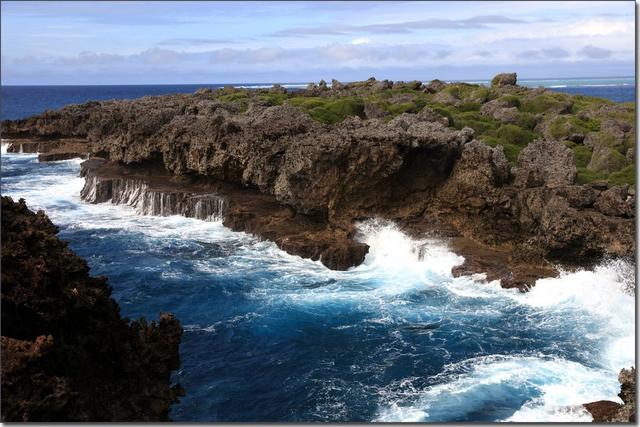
[0,78,635,421]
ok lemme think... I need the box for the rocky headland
[1,73,635,288]
[1,196,184,421]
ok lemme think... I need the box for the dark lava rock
[1,196,183,421]
[584,367,635,422]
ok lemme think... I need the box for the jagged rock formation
[1,73,635,287]
[1,196,184,421]
[584,367,636,422]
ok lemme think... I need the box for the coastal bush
[571,94,614,112]
[576,168,607,185]
[432,105,455,125]
[218,92,249,103]
[490,124,536,145]
[549,116,601,139]
[259,93,288,106]
[500,95,521,108]
[480,135,522,164]
[608,165,635,187]
[570,143,593,168]
[289,97,365,124]
[520,93,571,114]
[452,111,497,134]
[514,112,538,130]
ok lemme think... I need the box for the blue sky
[0,1,634,85]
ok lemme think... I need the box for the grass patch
[576,168,607,185]
[520,93,571,114]
[608,165,635,187]
[259,93,288,106]
[549,116,601,139]
[486,124,536,145]
[218,92,249,103]
[481,135,522,164]
[452,111,497,134]
[289,96,365,124]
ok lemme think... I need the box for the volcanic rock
[1,196,183,421]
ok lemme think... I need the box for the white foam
[376,354,621,422]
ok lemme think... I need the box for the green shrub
[520,93,571,114]
[514,112,538,130]
[458,102,482,112]
[259,93,288,106]
[480,135,522,164]
[432,105,455,126]
[492,124,536,145]
[549,116,601,139]
[452,111,497,134]
[576,168,607,185]
[572,144,593,168]
[288,97,365,124]
[500,95,521,108]
[608,165,635,187]
[218,92,249,103]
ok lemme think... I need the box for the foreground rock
[1,72,635,287]
[584,367,635,422]
[1,196,184,421]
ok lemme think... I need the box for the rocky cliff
[1,196,184,421]
[1,73,635,287]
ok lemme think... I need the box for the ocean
[0,78,635,422]
[0,77,634,121]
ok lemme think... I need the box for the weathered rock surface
[584,367,635,422]
[1,196,184,421]
[514,139,577,188]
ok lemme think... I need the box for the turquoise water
[0,147,634,422]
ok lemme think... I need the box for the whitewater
[0,148,634,422]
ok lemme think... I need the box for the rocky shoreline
[1,196,184,421]
[584,367,636,422]
[1,73,635,289]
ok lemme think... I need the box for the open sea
[0,77,635,422]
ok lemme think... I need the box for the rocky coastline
[1,73,635,289]
[1,196,184,421]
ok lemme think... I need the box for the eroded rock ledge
[584,367,636,422]
[1,73,635,287]
[1,196,184,421]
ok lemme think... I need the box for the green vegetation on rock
[208,79,634,187]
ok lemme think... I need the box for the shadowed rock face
[1,74,635,287]
[1,196,184,421]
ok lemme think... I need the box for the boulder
[594,185,634,218]
[514,139,577,188]
[491,72,517,87]
[424,79,446,93]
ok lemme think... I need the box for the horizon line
[0,76,636,88]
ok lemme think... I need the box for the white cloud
[349,38,371,45]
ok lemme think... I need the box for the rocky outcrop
[1,196,183,421]
[1,73,634,287]
[584,367,635,422]
[514,139,577,188]
[491,72,517,87]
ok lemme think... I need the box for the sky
[0,1,635,85]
